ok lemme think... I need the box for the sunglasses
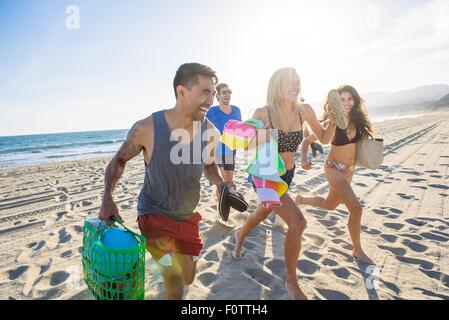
[220,90,232,95]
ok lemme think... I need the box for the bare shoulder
[298,103,314,115]
[253,107,270,127]
[130,116,154,142]
[136,115,153,132]
[115,116,154,163]
[253,107,267,118]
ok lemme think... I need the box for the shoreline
[1,110,447,173]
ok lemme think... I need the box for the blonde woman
[233,68,337,300]
[296,85,375,264]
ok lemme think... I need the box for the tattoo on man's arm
[118,123,143,161]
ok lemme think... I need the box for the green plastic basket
[82,217,146,300]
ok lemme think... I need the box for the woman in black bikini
[296,85,375,264]
[233,67,337,300]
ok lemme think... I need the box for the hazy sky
[1,0,448,136]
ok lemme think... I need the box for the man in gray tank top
[99,63,234,300]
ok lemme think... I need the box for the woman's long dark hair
[323,85,374,138]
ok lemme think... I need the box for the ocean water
[0,129,128,169]
[0,112,427,170]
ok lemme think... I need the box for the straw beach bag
[356,138,384,170]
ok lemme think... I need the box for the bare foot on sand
[295,195,303,206]
[232,229,243,260]
[285,280,308,300]
[353,251,375,265]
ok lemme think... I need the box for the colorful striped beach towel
[221,119,288,209]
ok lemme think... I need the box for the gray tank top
[137,110,209,221]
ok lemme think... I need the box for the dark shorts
[216,151,236,171]
[137,212,203,258]
[250,165,296,191]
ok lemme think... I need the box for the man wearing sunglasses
[206,83,242,183]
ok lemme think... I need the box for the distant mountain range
[363,84,449,114]
[431,93,449,110]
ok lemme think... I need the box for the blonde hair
[265,67,301,132]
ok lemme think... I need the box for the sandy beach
[0,112,448,300]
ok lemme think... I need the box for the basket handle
[110,216,142,239]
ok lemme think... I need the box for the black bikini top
[267,108,304,153]
[332,126,362,147]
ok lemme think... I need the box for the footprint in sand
[399,171,420,177]
[317,219,338,228]
[58,228,72,244]
[361,226,382,235]
[297,260,319,275]
[204,250,220,263]
[407,178,427,183]
[405,219,426,227]
[331,239,352,250]
[244,268,282,289]
[49,271,70,286]
[60,250,73,259]
[303,233,325,247]
[329,227,346,237]
[396,193,414,200]
[329,248,353,262]
[419,269,449,289]
[330,267,352,280]
[17,248,34,263]
[373,209,389,216]
[401,233,423,241]
[265,259,286,278]
[380,234,398,243]
[383,222,405,231]
[69,225,83,234]
[82,200,93,207]
[396,256,434,270]
[303,251,322,262]
[378,245,406,256]
[413,287,449,300]
[56,211,68,221]
[198,272,217,287]
[316,288,350,300]
[411,185,428,190]
[382,280,401,295]
[401,239,427,253]
[22,260,52,297]
[31,271,70,299]
[420,232,449,243]
[322,258,338,267]
[5,265,29,281]
[428,184,449,190]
